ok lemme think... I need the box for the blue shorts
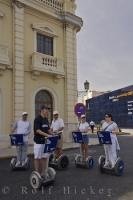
[82,135,89,144]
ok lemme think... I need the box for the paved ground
[0,135,133,200]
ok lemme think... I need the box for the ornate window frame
[32,23,57,57]
[31,86,58,122]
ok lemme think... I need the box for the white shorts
[34,143,50,159]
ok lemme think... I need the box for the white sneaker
[104,163,110,168]
[15,161,21,167]
[21,161,26,167]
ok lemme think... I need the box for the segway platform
[48,133,69,170]
[9,134,30,170]
[97,131,124,176]
[72,131,94,169]
[30,135,58,189]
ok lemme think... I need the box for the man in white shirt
[12,112,32,167]
[50,111,64,159]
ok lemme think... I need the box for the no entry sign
[74,103,86,117]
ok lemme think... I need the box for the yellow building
[0,0,82,142]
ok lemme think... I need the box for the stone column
[13,1,25,120]
[64,24,78,144]
[65,25,77,123]
[63,0,76,14]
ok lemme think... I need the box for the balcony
[31,52,64,77]
[35,0,63,12]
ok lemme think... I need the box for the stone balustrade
[31,52,64,76]
[36,0,63,11]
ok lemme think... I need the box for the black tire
[114,158,124,176]
[86,156,94,169]
[98,155,105,173]
[49,154,54,163]
[58,155,69,169]
[24,157,30,170]
[75,154,82,167]
[47,167,56,179]
[10,157,17,170]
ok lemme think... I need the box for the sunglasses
[105,115,110,118]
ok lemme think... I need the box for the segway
[49,131,69,170]
[9,134,30,170]
[30,135,59,189]
[72,131,94,169]
[97,131,124,176]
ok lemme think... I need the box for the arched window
[35,90,53,122]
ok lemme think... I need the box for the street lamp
[84,80,89,92]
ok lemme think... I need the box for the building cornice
[12,0,63,17]
[60,12,83,31]
[11,0,83,31]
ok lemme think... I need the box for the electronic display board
[86,85,133,128]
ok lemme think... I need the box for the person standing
[89,120,95,133]
[78,114,89,161]
[102,113,120,168]
[33,105,51,178]
[12,112,31,167]
[50,111,64,159]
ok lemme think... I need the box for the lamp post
[84,80,89,92]
[83,80,90,104]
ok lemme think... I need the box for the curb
[116,132,131,136]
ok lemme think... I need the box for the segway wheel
[49,154,54,163]
[114,158,124,176]
[10,157,17,170]
[47,167,56,179]
[98,155,105,173]
[86,156,94,169]
[30,171,42,189]
[24,157,30,170]
[57,155,69,169]
[75,154,82,167]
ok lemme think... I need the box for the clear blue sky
[76,0,133,91]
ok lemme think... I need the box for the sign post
[74,103,86,117]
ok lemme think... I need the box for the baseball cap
[81,114,86,118]
[53,110,59,115]
[22,112,28,116]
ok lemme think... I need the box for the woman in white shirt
[102,113,120,168]
[78,114,89,161]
